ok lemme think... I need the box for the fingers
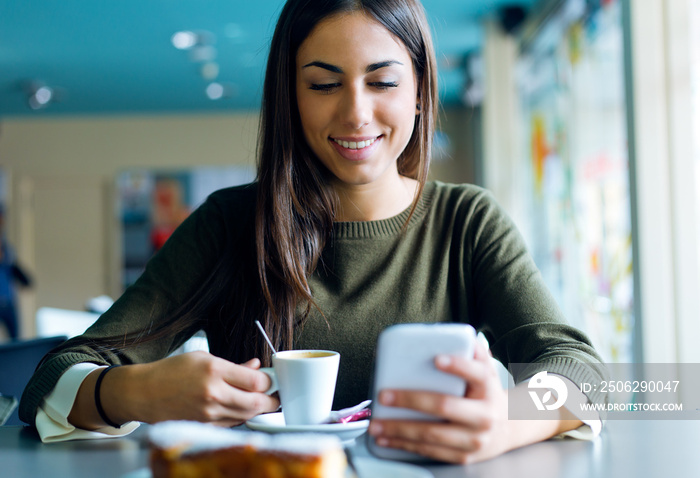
[368,343,511,464]
[241,358,261,369]
[370,385,506,464]
[208,357,279,420]
[218,358,272,393]
[434,342,499,400]
[179,352,268,392]
[186,353,279,420]
[370,420,486,463]
[372,430,477,465]
[375,342,503,426]
[437,341,496,380]
[142,352,279,424]
[377,389,494,429]
[207,384,280,421]
[472,339,493,362]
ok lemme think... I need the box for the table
[1,420,699,477]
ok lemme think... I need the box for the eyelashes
[309,82,399,93]
[309,83,341,92]
[371,81,399,90]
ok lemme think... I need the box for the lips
[329,135,382,161]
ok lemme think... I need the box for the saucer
[245,412,369,444]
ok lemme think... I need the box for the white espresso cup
[261,350,340,425]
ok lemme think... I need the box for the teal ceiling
[0,0,535,117]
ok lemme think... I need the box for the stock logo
[528,371,568,411]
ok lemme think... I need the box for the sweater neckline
[332,181,437,238]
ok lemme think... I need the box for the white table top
[1,420,698,477]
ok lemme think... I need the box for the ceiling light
[201,62,220,80]
[206,82,225,100]
[23,81,55,110]
[204,82,237,100]
[171,30,215,51]
[171,31,198,50]
[33,86,53,105]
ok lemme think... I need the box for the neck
[333,175,419,222]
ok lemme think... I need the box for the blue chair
[0,336,67,426]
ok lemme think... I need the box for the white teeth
[333,137,377,150]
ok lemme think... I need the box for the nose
[339,85,372,130]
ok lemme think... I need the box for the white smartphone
[368,322,476,462]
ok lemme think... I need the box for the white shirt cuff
[551,374,602,440]
[36,363,139,443]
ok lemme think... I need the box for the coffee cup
[260,350,340,425]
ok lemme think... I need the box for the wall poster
[516,0,634,362]
[117,166,255,290]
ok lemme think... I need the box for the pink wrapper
[337,408,371,424]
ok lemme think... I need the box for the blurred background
[0,0,698,370]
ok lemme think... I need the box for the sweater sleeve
[18,186,247,425]
[464,190,607,407]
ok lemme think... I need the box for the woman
[20,0,603,463]
[0,206,32,340]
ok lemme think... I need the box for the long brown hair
[254,0,438,362]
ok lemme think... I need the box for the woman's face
[296,11,419,188]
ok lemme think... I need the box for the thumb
[241,358,261,370]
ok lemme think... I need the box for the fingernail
[379,390,395,405]
[436,355,451,367]
[376,438,389,447]
[369,422,382,436]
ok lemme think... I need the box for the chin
[331,172,382,187]
[330,163,396,187]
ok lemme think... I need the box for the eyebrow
[302,60,403,73]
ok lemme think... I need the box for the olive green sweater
[20,181,604,424]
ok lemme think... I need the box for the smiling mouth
[331,136,380,150]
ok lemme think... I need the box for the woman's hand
[368,342,582,464]
[72,351,280,430]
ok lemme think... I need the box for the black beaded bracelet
[94,365,122,429]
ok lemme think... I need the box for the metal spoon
[255,320,277,354]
